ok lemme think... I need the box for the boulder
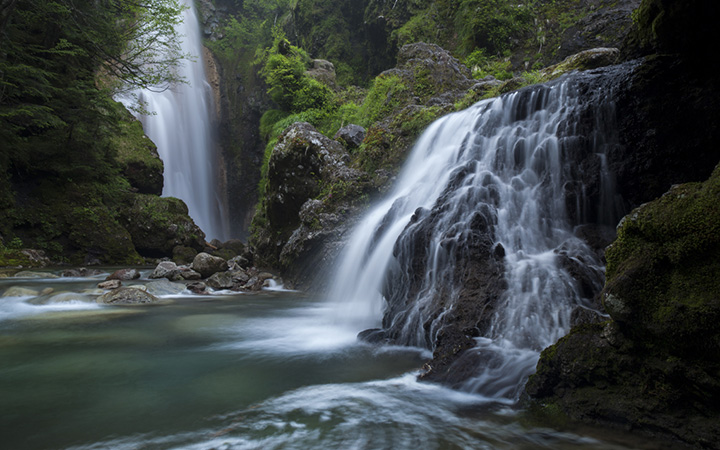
[13,270,57,279]
[145,279,186,296]
[61,267,103,278]
[97,287,160,305]
[186,281,207,294]
[191,252,228,278]
[106,268,141,281]
[98,280,122,290]
[2,287,39,297]
[118,195,206,258]
[149,261,182,281]
[205,271,234,290]
[334,125,366,149]
[172,246,198,265]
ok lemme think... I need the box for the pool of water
[0,272,672,449]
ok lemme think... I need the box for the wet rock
[98,280,122,290]
[227,255,251,271]
[179,268,202,280]
[186,282,207,294]
[61,267,103,278]
[14,270,57,279]
[205,271,234,290]
[527,165,720,448]
[2,287,39,297]
[334,125,366,149]
[145,279,186,296]
[191,252,228,278]
[244,272,274,291]
[149,261,183,281]
[106,268,141,281]
[357,328,390,344]
[97,287,160,305]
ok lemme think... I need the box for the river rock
[98,280,122,290]
[149,261,183,281]
[145,279,186,296]
[62,267,103,278]
[205,271,234,290]
[97,287,159,305]
[14,270,58,279]
[106,268,141,281]
[334,125,366,149]
[2,287,39,297]
[186,282,207,294]
[244,272,275,291]
[191,252,228,278]
[179,268,202,280]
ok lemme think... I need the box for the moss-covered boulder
[118,195,206,258]
[107,102,164,195]
[525,164,720,447]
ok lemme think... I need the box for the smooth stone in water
[13,271,58,279]
[149,261,183,280]
[98,280,122,290]
[2,286,39,297]
[145,279,187,296]
[97,287,160,305]
[105,268,141,281]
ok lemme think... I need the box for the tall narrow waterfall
[130,0,228,241]
[330,67,627,401]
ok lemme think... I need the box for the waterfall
[330,67,627,401]
[125,0,229,241]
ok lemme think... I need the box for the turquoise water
[0,273,673,449]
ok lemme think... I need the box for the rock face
[250,43,481,289]
[252,121,361,274]
[526,165,720,447]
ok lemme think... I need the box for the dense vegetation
[0,0,195,264]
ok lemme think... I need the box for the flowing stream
[124,0,229,241]
[0,271,667,449]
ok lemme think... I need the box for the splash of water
[329,68,627,400]
[124,0,229,241]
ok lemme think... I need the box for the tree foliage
[0,0,186,179]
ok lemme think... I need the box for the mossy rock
[107,101,164,195]
[603,163,720,358]
[65,205,143,266]
[119,195,206,258]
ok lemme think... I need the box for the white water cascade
[127,0,229,241]
[329,69,625,401]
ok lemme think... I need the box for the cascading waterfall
[125,0,229,241]
[330,67,627,401]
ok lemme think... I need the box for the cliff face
[525,0,720,446]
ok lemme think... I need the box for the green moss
[603,164,720,357]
